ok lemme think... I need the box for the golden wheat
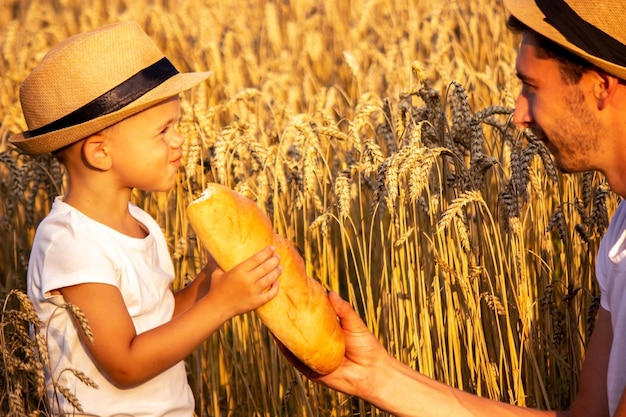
[1,0,620,416]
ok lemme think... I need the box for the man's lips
[527,128,546,143]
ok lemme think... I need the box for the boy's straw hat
[504,0,626,80]
[9,21,211,155]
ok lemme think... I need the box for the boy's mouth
[170,151,183,166]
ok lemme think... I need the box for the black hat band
[23,57,179,138]
[536,0,626,67]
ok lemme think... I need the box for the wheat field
[0,0,620,416]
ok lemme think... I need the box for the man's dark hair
[506,15,596,84]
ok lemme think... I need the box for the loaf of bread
[187,183,345,375]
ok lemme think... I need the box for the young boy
[10,21,282,416]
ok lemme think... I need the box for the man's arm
[293,293,611,417]
[566,307,611,417]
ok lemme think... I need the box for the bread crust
[187,183,345,374]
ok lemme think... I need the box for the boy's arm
[59,245,280,388]
[171,252,217,317]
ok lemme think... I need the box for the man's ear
[81,133,112,171]
[593,70,620,110]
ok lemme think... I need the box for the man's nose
[512,94,532,128]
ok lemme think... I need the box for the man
[286,1,626,416]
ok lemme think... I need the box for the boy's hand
[208,245,281,318]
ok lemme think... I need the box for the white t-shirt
[597,200,626,416]
[27,197,194,417]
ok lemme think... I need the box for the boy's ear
[82,133,112,171]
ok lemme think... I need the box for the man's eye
[521,82,535,94]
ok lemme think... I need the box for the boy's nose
[170,129,185,149]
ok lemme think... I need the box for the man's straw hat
[504,0,626,80]
[9,21,211,155]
